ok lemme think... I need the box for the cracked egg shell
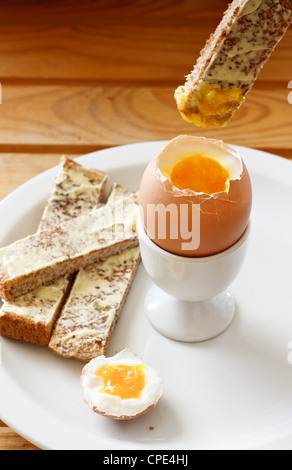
[139,135,252,257]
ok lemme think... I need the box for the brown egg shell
[139,155,252,257]
[91,402,157,420]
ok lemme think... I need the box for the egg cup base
[144,286,235,342]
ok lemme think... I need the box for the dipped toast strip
[0,157,107,344]
[175,0,292,127]
[49,184,140,363]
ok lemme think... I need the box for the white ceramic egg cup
[137,214,250,342]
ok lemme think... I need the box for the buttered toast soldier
[175,0,292,127]
[49,185,140,363]
[0,157,108,345]
[0,196,138,301]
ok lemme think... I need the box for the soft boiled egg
[139,135,252,257]
[80,349,163,420]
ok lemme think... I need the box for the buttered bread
[175,0,292,127]
[49,184,140,362]
[0,156,107,344]
[0,196,138,301]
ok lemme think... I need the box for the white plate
[1,141,292,451]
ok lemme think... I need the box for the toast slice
[175,0,292,127]
[0,196,138,302]
[0,156,107,345]
[49,184,140,362]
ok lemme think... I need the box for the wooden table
[0,0,291,450]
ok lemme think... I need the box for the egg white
[80,349,163,419]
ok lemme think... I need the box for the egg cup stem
[144,286,235,342]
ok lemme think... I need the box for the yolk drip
[195,84,244,118]
[95,364,146,400]
[175,83,245,128]
[170,154,230,194]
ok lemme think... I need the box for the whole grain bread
[0,156,108,345]
[0,196,138,301]
[49,184,140,362]
[175,0,292,127]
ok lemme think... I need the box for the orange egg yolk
[170,154,230,194]
[175,83,244,128]
[95,364,146,400]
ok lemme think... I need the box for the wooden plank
[0,3,290,83]
[0,84,291,152]
[0,0,231,23]
[0,153,67,201]
[0,21,225,83]
[0,25,289,84]
[0,427,39,450]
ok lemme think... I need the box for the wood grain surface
[0,0,291,450]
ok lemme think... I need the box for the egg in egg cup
[138,135,252,342]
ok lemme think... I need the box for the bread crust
[0,277,73,345]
